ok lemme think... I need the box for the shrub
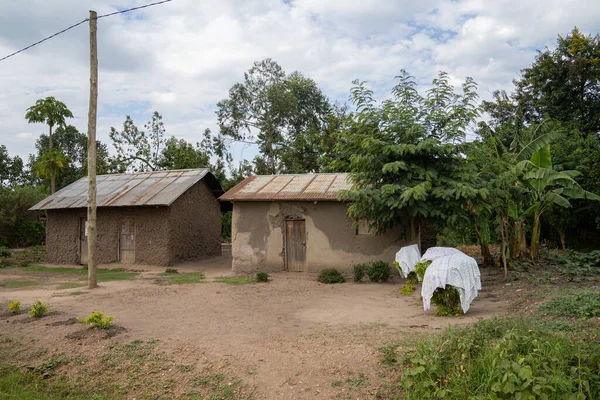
[367,261,391,283]
[0,247,11,258]
[414,261,431,281]
[256,272,269,282]
[165,268,178,274]
[398,317,600,399]
[318,268,345,284]
[8,300,20,314]
[29,300,48,318]
[431,286,463,316]
[78,310,114,329]
[353,263,368,282]
[399,280,416,295]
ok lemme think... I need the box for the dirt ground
[0,256,513,399]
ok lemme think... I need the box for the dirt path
[0,264,510,399]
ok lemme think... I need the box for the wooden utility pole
[87,10,98,289]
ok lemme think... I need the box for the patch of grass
[0,280,39,288]
[165,268,178,274]
[167,272,205,285]
[56,282,86,290]
[538,288,600,319]
[214,277,254,285]
[331,380,342,387]
[317,268,345,284]
[69,291,88,296]
[21,265,138,282]
[378,344,399,367]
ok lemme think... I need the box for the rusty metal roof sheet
[219,173,353,202]
[30,169,223,210]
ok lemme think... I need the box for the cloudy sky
[1,0,599,164]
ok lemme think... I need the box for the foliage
[0,145,25,187]
[317,268,345,284]
[164,268,178,274]
[214,277,254,285]
[78,311,114,329]
[352,263,368,282]
[431,286,463,316]
[337,71,485,236]
[167,272,205,285]
[255,272,269,282]
[0,247,11,258]
[399,280,416,295]
[28,300,49,318]
[538,288,600,319]
[8,300,20,314]
[0,186,47,247]
[414,261,431,281]
[367,261,391,283]
[397,316,600,399]
[548,249,600,279]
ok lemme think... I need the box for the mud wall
[46,206,171,266]
[168,180,221,263]
[231,201,418,273]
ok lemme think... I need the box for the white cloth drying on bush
[421,251,482,314]
[420,246,462,262]
[394,244,421,278]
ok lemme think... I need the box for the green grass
[20,266,138,282]
[166,272,205,285]
[214,277,254,285]
[0,280,38,288]
[56,282,86,290]
[69,291,88,296]
[538,287,600,319]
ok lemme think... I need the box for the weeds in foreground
[28,300,48,318]
[255,272,269,282]
[317,269,345,284]
[538,288,600,319]
[8,300,20,314]
[167,272,205,285]
[353,263,368,282]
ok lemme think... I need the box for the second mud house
[220,173,420,273]
[30,169,224,266]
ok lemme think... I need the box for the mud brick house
[30,169,224,266]
[219,173,420,273]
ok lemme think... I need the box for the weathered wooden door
[119,218,135,264]
[79,217,88,265]
[285,220,306,272]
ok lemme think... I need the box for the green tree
[33,149,69,188]
[25,97,73,193]
[217,59,331,174]
[158,136,210,170]
[337,71,484,235]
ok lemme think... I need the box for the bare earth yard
[0,256,512,399]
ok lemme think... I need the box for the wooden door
[285,220,306,272]
[119,218,135,264]
[79,217,88,265]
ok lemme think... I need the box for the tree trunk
[518,222,528,254]
[559,230,566,251]
[500,217,509,279]
[474,224,495,267]
[49,124,55,194]
[530,212,542,260]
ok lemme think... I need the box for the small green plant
[317,268,345,284]
[367,261,391,283]
[353,263,368,282]
[29,300,49,318]
[414,261,431,280]
[399,280,416,295]
[378,344,399,367]
[18,260,31,268]
[165,268,178,274]
[8,300,20,314]
[431,286,463,316]
[538,288,600,319]
[256,272,269,282]
[78,310,114,329]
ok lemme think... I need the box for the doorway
[119,218,135,264]
[285,219,306,272]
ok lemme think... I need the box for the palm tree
[25,97,73,193]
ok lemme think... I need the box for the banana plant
[518,144,600,259]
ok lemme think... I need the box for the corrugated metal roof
[219,173,353,201]
[30,169,222,210]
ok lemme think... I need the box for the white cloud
[0,0,599,164]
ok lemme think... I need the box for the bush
[256,272,269,282]
[8,300,20,314]
[317,269,345,284]
[28,300,48,318]
[164,268,178,274]
[397,317,600,399]
[414,261,431,281]
[431,286,463,316]
[367,261,391,283]
[353,263,368,282]
[78,310,114,329]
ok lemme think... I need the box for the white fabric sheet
[421,251,482,314]
[420,246,462,262]
[394,244,421,278]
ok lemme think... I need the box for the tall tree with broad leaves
[217,59,331,174]
[25,96,73,193]
[336,71,485,237]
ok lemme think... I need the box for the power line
[0,0,173,63]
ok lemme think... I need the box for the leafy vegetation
[399,280,416,295]
[388,316,600,399]
[431,286,463,316]
[255,272,269,282]
[19,265,138,282]
[317,268,345,284]
[166,272,205,285]
[8,300,20,314]
[352,263,368,282]
[164,268,178,274]
[78,311,115,329]
[538,288,600,319]
[367,261,391,283]
[0,280,38,288]
[28,300,49,318]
